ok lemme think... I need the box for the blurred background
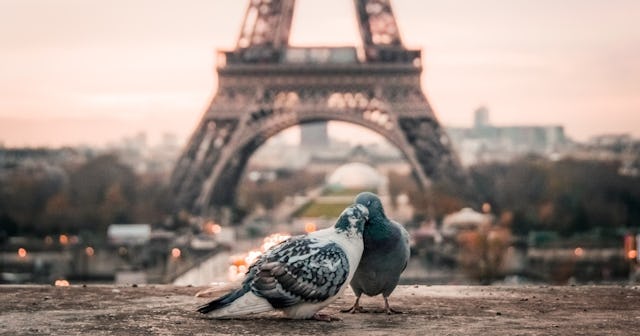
[1,0,639,286]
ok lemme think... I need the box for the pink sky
[0,0,639,147]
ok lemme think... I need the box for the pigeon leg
[312,313,341,322]
[384,296,403,315]
[340,295,367,313]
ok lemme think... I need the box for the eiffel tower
[170,0,468,222]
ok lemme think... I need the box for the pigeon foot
[385,306,404,315]
[340,305,367,314]
[340,297,367,313]
[384,297,404,315]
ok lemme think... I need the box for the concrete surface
[1,284,639,335]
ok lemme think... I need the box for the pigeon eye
[367,200,371,206]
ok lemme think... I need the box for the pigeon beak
[355,204,368,216]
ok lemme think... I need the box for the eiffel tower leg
[170,115,242,221]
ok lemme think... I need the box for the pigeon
[342,192,410,314]
[197,204,369,320]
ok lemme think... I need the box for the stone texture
[2,285,639,335]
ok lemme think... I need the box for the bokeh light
[228,233,291,281]
[85,246,95,257]
[54,279,70,287]
[203,221,222,235]
[171,248,181,259]
[304,222,317,233]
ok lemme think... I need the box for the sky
[0,0,639,148]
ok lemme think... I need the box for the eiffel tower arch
[170,0,468,221]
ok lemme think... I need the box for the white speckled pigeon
[341,192,410,314]
[197,204,368,320]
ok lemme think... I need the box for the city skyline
[1,0,639,147]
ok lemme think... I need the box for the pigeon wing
[249,236,349,308]
[395,220,411,272]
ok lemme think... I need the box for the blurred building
[300,122,330,149]
[106,132,181,177]
[0,147,91,171]
[0,147,92,190]
[446,107,568,166]
[249,134,410,176]
[568,133,640,177]
[0,132,181,179]
[307,144,410,176]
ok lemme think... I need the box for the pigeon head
[354,192,386,219]
[334,204,369,238]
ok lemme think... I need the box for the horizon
[1,0,639,148]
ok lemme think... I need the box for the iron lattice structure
[170,0,468,221]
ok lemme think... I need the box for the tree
[67,154,137,233]
[469,157,640,238]
[0,167,65,235]
[41,192,74,234]
[1,151,175,238]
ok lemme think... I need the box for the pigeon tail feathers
[197,286,247,314]
[198,289,272,318]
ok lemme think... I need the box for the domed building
[326,162,383,190]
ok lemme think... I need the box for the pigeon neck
[334,226,363,240]
[366,214,392,240]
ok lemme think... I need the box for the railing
[218,47,421,66]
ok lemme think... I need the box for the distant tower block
[474,106,490,129]
[170,0,470,221]
[300,122,330,148]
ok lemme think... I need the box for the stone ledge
[1,285,639,335]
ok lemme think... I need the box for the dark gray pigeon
[342,192,410,314]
